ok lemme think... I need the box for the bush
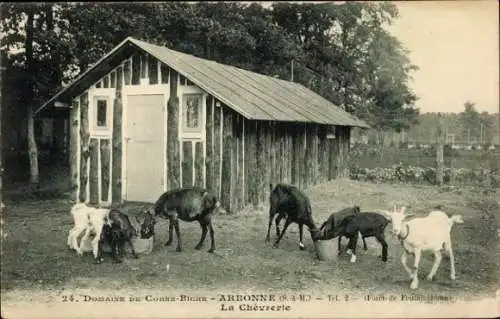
[349,164,499,188]
[443,144,460,157]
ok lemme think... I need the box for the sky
[260,1,499,114]
[388,1,499,114]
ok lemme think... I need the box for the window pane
[97,100,107,127]
[185,95,200,129]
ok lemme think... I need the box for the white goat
[387,206,464,289]
[67,203,110,262]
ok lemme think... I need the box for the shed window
[91,95,112,136]
[326,126,336,139]
[96,100,107,127]
[182,93,202,133]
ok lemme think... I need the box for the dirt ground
[1,179,499,313]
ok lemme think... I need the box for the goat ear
[379,210,392,221]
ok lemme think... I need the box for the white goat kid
[388,207,464,289]
[67,203,110,262]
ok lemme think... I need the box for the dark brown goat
[265,184,317,250]
[337,212,391,263]
[139,187,220,253]
[98,209,138,263]
[310,206,365,250]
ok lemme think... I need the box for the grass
[351,146,497,170]
[1,179,499,305]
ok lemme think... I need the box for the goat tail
[450,214,464,225]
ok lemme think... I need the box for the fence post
[436,113,444,186]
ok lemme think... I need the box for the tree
[460,101,480,143]
[479,111,494,144]
[1,3,71,189]
[1,2,422,185]
[271,2,419,132]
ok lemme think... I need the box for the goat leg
[273,218,292,248]
[401,250,413,278]
[275,214,283,238]
[208,221,215,253]
[165,218,174,246]
[427,250,442,281]
[265,211,275,243]
[337,236,343,255]
[375,233,388,262]
[298,224,305,250]
[410,249,422,289]
[128,239,138,259]
[362,236,368,251]
[195,221,208,250]
[67,228,75,249]
[444,241,456,280]
[79,227,92,256]
[111,241,122,263]
[347,233,358,263]
[94,237,105,264]
[174,219,182,252]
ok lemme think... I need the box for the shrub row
[349,163,500,188]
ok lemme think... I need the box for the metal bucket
[314,239,336,261]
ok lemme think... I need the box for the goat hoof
[410,283,418,289]
[133,255,139,259]
[113,259,122,264]
[176,247,182,252]
[165,240,173,246]
[299,246,306,251]
[450,275,456,280]
[208,248,215,253]
[426,275,434,281]
[194,245,203,250]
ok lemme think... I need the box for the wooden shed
[36,37,369,212]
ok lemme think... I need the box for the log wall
[73,49,351,208]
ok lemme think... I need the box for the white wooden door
[125,94,165,203]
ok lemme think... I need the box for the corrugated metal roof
[37,37,369,128]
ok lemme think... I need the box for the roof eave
[35,37,135,116]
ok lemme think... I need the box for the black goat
[139,187,220,253]
[311,206,361,241]
[99,209,138,263]
[338,212,391,263]
[310,206,367,252]
[265,184,317,250]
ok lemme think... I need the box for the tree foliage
[1,2,422,152]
